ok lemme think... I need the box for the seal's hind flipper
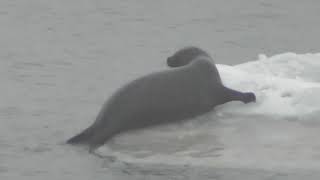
[67,125,116,150]
[67,127,93,145]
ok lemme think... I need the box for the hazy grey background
[1,0,320,65]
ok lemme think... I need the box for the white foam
[217,53,320,118]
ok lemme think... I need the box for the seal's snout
[243,92,256,104]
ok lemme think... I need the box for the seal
[67,47,256,150]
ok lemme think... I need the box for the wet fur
[67,47,256,150]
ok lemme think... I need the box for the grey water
[82,0,320,65]
[1,0,320,179]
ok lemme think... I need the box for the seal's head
[167,47,210,67]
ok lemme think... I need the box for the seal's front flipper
[242,92,256,103]
[223,86,256,104]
